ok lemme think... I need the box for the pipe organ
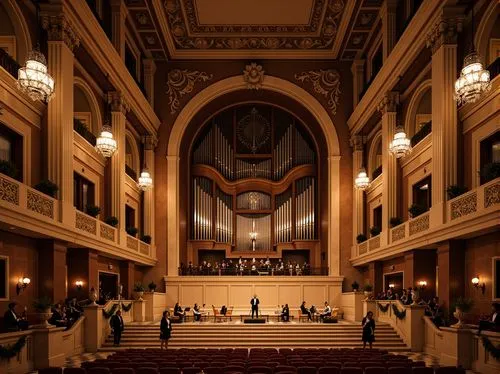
[190,105,319,251]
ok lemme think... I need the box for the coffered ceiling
[126,0,383,60]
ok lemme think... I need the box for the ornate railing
[369,235,381,250]
[127,235,139,251]
[0,47,20,79]
[409,212,430,236]
[391,223,406,242]
[75,210,97,235]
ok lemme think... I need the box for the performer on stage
[160,311,172,350]
[320,301,332,321]
[250,294,260,318]
[362,311,376,349]
[300,301,312,321]
[281,304,290,322]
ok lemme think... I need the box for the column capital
[107,91,130,114]
[142,135,158,150]
[41,13,80,52]
[425,8,464,54]
[350,135,365,151]
[377,91,399,114]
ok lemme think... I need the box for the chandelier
[95,125,117,158]
[354,167,370,190]
[17,48,55,102]
[389,126,412,158]
[455,51,491,106]
[137,168,153,190]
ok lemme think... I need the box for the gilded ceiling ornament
[243,63,264,90]
[295,69,341,116]
[166,69,213,114]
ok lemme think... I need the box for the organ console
[190,105,318,255]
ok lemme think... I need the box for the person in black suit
[250,295,260,318]
[281,304,290,322]
[3,302,19,332]
[110,310,125,346]
[478,303,500,334]
[174,302,186,322]
[300,301,312,321]
[193,303,202,321]
[160,311,172,350]
[362,311,376,349]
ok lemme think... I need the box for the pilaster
[351,60,365,107]
[381,0,398,60]
[41,11,80,223]
[426,8,463,226]
[143,136,157,254]
[351,135,365,241]
[328,155,341,276]
[143,59,156,106]
[166,155,180,276]
[108,91,129,244]
[378,92,399,245]
[110,0,127,59]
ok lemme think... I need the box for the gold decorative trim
[295,69,341,115]
[140,242,150,255]
[409,213,429,236]
[484,182,500,208]
[451,192,477,220]
[358,241,368,255]
[369,236,380,250]
[100,223,116,242]
[0,175,19,205]
[391,225,406,242]
[243,63,264,90]
[166,69,213,114]
[27,190,54,219]
[75,211,97,235]
[127,236,139,251]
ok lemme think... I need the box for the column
[142,136,157,254]
[351,135,365,242]
[167,155,180,276]
[381,0,398,60]
[351,60,365,106]
[41,12,80,223]
[367,261,383,295]
[110,0,127,59]
[328,155,341,276]
[120,261,135,299]
[108,92,129,243]
[143,59,156,106]
[38,240,67,303]
[426,9,463,225]
[437,240,465,313]
[378,92,399,244]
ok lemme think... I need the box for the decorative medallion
[236,108,271,154]
[243,63,264,90]
[166,69,213,114]
[295,69,341,115]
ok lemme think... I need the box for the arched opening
[405,80,432,145]
[0,0,31,64]
[125,132,140,180]
[369,132,382,181]
[165,76,342,278]
[475,1,500,68]
[73,78,103,145]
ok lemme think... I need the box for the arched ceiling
[125,0,382,60]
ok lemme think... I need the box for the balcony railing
[0,48,20,79]
[178,267,329,276]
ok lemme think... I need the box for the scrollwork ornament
[243,63,265,89]
[166,69,213,114]
[295,69,341,115]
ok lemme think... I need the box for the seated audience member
[400,289,408,304]
[281,304,290,322]
[49,303,68,327]
[320,301,332,321]
[478,303,500,334]
[19,306,29,331]
[193,303,202,321]
[3,302,20,332]
[406,287,414,305]
[220,305,228,316]
[174,302,186,322]
[300,301,312,321]
[67,298,83,322]
[386,289,395,300]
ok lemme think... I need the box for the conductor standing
[251,295,260,318]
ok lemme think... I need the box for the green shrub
[356,233,367,243]
[126,227,138,237]
[34,179,59,198]
[390,217,403,227]
[370,226,381,237]
[408,203,426,218]
[85,204,101,217]
[105,216,119,227]
[0,160,18,179]
[446,185,468,200]
[141,235,152,244]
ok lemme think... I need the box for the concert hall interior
[0,0,499,373]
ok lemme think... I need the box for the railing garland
[377,303,390,313]
[121,303,132,312]
[481,335,500,360]
[392,304,406,319]
[102,302,133,318]
[0,335,26,360]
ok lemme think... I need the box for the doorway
[98,271,119,304]
[384,271,404,295]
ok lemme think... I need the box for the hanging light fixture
[95,125,117,157]
[137,167,153,190]
[455,2,491,106]
[355,167,370,190]
[389,126,412,158]
[17,1,54,102]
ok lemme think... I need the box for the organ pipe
[192,177,214,240]
[295,177,315,240]
[215,188,233,243]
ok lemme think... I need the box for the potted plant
[141,235,152,244]
[451,297,474,328]
[481,162,500,183]
[408,203,426,218]
[356,233,367,244]
[369,226,381,237]
[351,281,360,292]
[34,179,59,198]
[148,281,157,292]
[85,204,101,218]
[363,284,373,298]
[32,296,53,328]
[105,216,119,227]
[126,227,138,237]
[133,282,145,301]
[0,160,18,179]
[389,217,403,228]
[446,185,468,200]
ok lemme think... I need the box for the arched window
[73,78,102,140]
[405,80,432,146]
[369,133,382,181]
[0,1,31,64]
[125,133,140,180]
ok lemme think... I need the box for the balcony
[351,178,500,265]
[0,172,155,265]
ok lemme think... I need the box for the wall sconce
[388,283,395,289]
[472,277,485,294]
[75,280,84,291]
[417,280,427,290]
[16,277,31,295]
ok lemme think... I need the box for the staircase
[102,322,408,351]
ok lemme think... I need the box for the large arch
[166,75,342,278]
[2,0,32,63]
[74,76,103,135]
